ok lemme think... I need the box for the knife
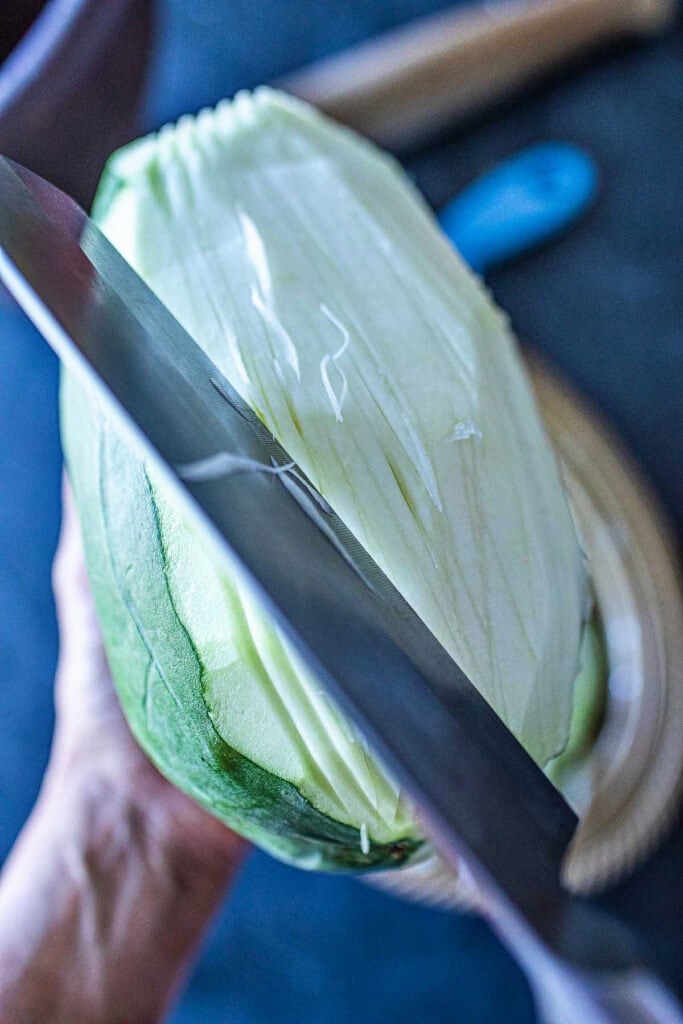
[0,155,679,1024]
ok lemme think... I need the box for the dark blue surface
[1,2,681,1022]
[144,0,456,128]
[0,297,61,864]
[171,857,531,1024]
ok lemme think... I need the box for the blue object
[439,143,598,274]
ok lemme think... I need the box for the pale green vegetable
[62,88,589,872]
[548,613,606,792]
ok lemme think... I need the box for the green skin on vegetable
[61,382,420,870]
[62,88,598,874]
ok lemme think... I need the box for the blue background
[1,2,681,1021]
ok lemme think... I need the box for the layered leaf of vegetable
[62,88,587,872]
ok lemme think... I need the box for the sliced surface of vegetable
[62,88,588,872]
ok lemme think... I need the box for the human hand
[0,477,248,1024]
[51,476,246,868]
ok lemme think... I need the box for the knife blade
[0,155,679,1024]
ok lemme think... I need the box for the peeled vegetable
[62,88,588,873]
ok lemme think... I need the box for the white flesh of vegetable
[97,88,586,846]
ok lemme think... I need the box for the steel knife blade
[0,155,679,1024]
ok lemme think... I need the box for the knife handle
[279,0,676,148]
[438,142,598,273]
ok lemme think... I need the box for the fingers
[53,473,101,655]
[52,474,91,612]
[52,471,115,725]
[50,475,250,869]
